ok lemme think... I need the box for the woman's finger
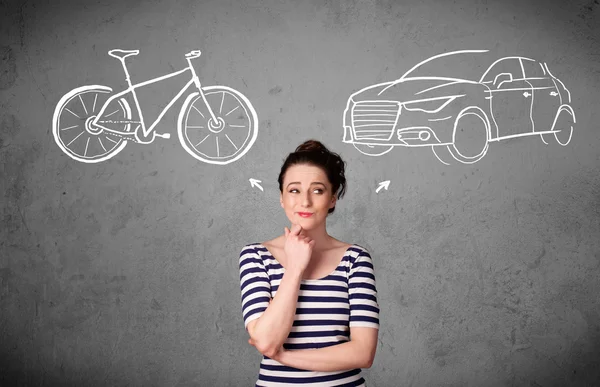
[290,224,302,236]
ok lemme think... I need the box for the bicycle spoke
[219,92,225,114]
[225,134,238,150]
[105,109,119,117]
[225,106,238,116]
[192,105,205,118]
[229,124,246,128]
[98,137,107,152]
[216,136,219,157]
[92,93,98,112]
[84,137,90,157]
[61,124,79,131]
[65,108,81,119]
[106,136,118,144]
[195,134,210,147]
[79,94,88,115]
[187,125,205,128]
[67,131,85,147]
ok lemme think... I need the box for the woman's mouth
[297,212,313,218]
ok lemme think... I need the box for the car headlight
[402,95,462,114]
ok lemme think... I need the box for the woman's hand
[283,224,314,275]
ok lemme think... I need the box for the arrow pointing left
[249,178,264,192]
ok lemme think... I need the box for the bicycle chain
[105,131,141,144]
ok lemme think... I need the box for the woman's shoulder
[346,243,372,260]
[239,236,284,256]
[239,241,269,257]
[331,237,368,253]
[261,235,285,250]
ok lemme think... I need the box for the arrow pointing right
[376,180,390,193]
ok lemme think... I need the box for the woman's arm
[271,327,378,371]
[246,269,303,358]
[244,225,314,358]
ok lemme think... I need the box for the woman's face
[280,163,336,229]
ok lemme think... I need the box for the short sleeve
[348,248,380,328]
[239,245,272,329]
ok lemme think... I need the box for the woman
[239,139,380,386]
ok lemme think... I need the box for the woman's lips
[297,212,313,218]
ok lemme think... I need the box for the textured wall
[1,0,599,385]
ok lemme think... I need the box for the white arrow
[249,178,264,192]
[376,180,390,193]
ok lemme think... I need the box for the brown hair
[278,139,347,214]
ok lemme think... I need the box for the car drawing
[342,49,576,164]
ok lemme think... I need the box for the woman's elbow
[254,340,280,358]
[248,330,280,357]
[360,348,376,368]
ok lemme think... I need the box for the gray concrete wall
[1,0,599,385]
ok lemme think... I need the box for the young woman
[239,139,380,386]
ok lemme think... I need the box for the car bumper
[343,99,445,146]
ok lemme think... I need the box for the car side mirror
[493,73,513,88]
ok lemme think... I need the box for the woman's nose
[301,193,311,206]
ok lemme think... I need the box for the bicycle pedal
[155,132,171,139]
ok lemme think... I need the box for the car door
[521,59,562,133]
[480,57,534,139]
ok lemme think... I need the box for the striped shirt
[239,243,380,386]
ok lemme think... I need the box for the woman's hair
[278,139,347,214]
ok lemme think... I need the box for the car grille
[352,101,399,140]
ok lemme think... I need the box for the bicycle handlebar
[185,50,202,59]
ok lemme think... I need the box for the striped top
[239,243,380,386]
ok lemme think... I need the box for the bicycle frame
[91,56,217,138]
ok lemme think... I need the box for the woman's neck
[291,222,333,250]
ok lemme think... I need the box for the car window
[521,59,547,79]
[480,58,524,83]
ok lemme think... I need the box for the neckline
[257,243,355,281]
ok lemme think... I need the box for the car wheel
[352,143,394,156]
[541,107,575,146]
[446,107,490,164]
[431,145,454,165]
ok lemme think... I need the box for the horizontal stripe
[295,308,350,315]
[288,329,350,338]
[241,285,270,302]
[258,368,360,384]
[349,315,379,324]
[242,296,271,311]
[297,295,349,303]
[351,305,379,313]
[243,307,267,323]
[241,276,270,290]
[292,319,350,326]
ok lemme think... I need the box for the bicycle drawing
[53,49,258,164]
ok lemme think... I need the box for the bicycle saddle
[108,49,140,59]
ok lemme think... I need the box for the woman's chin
[288,216,318,228]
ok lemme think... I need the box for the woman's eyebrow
[286,182,326,188]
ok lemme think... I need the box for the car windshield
[399,50,494,82]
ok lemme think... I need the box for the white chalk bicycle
[53,49,258,164]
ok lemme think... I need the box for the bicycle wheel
[177,85,258,165]
[53,85,131,163]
